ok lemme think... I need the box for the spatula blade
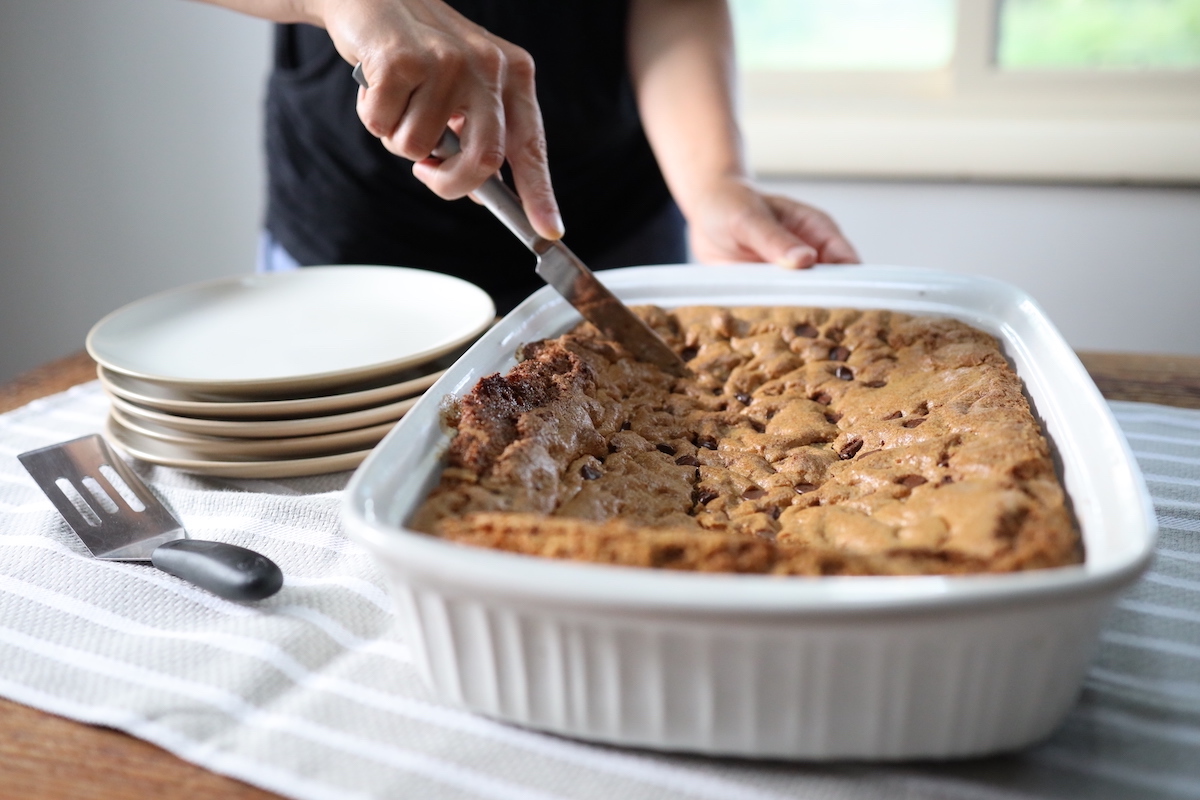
[18,434,185,561]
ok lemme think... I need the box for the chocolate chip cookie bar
[409,306,1081,576]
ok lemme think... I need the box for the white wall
[0,0,270,384]
[1,1,1197,386]
[762,178,1200,356]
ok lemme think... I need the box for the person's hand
[684,176,859,269]
[316,0,564,239]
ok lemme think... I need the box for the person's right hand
[316,0,564,239]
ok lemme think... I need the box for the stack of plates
[86,267,495,478]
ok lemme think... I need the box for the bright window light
[730,0,956,71]
[998,0,1200,69]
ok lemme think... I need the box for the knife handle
[152,539,284,602]
[432,130,547,254]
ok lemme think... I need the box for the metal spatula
[18,434,283,601]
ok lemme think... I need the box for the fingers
[355,30,561,237]
[408,95,507,200]
[358,33,509,199]
[729,197,819,270]
[499,48,563,240]
[765,195,860,265]
[690,181,860,269]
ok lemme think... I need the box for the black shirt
[264,1,673,309]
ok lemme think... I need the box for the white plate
[343,264,1157,760]
[108,392,418,438]
[108,406,395,460]
[98,363,444,420]
[87,266,494,396]
[105,418,370,478]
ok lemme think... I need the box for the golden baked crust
[410,306,1082,576]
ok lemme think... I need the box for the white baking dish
[343,264,1156,759]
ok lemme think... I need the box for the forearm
[188,0,322,25]
[627,0,744,219]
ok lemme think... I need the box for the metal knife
[352,64,690,377]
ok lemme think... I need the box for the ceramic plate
[98,363,444,420]
[108,407,395,460]
[87,266,494,396]
[108,392,419,438]
[105,418,370,478]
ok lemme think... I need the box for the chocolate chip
[812,391,832,405]
[901,418,926,428]
[681,346,699,361]
[734,392,752,405]
[940,475,954,485]
[830,346,851,362]
[794,323,819,338]
[835,365,854,381]
[675,454,700,467]
[883,410,902,420]
[770,507,783,520]
[838,438,864,459]
[694,488,719,505]
[697,436,718,450]
[825,411,842,424]
[794,483,817,494]
[742,487,766,500]
[863,380,887,388]
[580,464,603,480]
[898,474,927,488]
[621,420,632,431]
[655,443,677,456]
[607,442,619,453]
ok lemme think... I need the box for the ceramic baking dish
[343,264,1156,759]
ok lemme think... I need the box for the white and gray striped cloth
[1,381,1197,800]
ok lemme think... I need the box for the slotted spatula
[19,434,283,601]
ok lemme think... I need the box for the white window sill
[743,113,1200,184]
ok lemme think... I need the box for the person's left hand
[684,176,859,269]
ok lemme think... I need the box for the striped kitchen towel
[0,383,1197,800]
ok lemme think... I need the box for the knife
[352,63,691,377]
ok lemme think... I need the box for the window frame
[737,0,1200,183]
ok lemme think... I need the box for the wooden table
[2,349,1199,799]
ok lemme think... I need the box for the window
[997,0,1200,69]
[732,0,1200,182]
[733,0,955,71]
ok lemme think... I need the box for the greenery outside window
[733,0,1200,183]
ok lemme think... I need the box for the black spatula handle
[152,540,283,601]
